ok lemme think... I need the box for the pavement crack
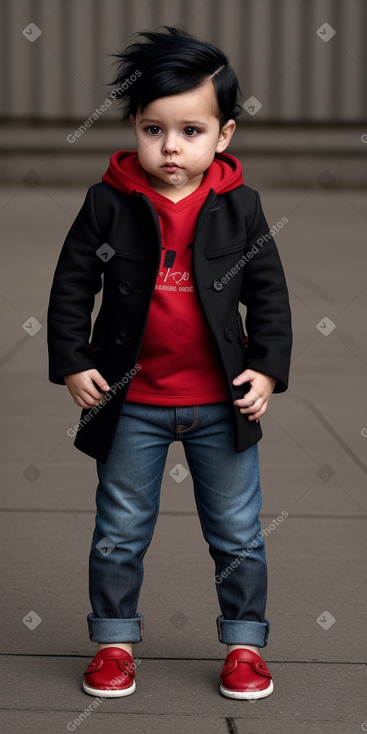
[225,717,238,734]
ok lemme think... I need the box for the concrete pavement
[0,186,366,733]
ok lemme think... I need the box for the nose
[162,131,181,155]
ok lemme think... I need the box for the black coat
[47,182,292,463]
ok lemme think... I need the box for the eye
[183,127,200,137]
[145,126,162,136]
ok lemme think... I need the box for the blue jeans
[87,401,270,647]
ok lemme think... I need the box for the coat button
[212,278,224,291]
[115,332,127,345]
[224,327,235,341]
[119,281,133,295]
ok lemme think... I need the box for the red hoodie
[102,150,244,406]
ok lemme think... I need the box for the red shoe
[83,647,136,697]
[220,649,273,700]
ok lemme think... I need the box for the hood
[102,149,244,199]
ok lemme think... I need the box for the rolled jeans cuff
[87,612,144,643]
[216,615,271,647]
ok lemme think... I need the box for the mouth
[161,163,181,172]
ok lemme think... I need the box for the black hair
[109,26,242,127]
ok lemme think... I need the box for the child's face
[130,79,235,195]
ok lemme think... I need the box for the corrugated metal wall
[1,0,366,122]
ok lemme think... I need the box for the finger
[74,390,104,408]
[78,376,109,402]
[232,369,254,386]
[73,395,91,409]
[88,369,110,392]
[248,401,269,420]
[239,397,262,414]
[234,389,261,409]
[84,383,108,401]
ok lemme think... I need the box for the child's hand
[64,369,111,409]
[232,369,276,422]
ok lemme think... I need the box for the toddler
[47,26,292,699]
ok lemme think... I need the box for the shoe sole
[220,679,274,700]
[83,680,136,698]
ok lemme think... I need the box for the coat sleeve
[240,191,292,393]
[47,185,104,384]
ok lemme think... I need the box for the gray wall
[1,0,366,186]
[1,0,367,121]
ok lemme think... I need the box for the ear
[216,119,236,153]
[129,114,136,126]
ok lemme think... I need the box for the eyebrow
[139,118,209,127]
